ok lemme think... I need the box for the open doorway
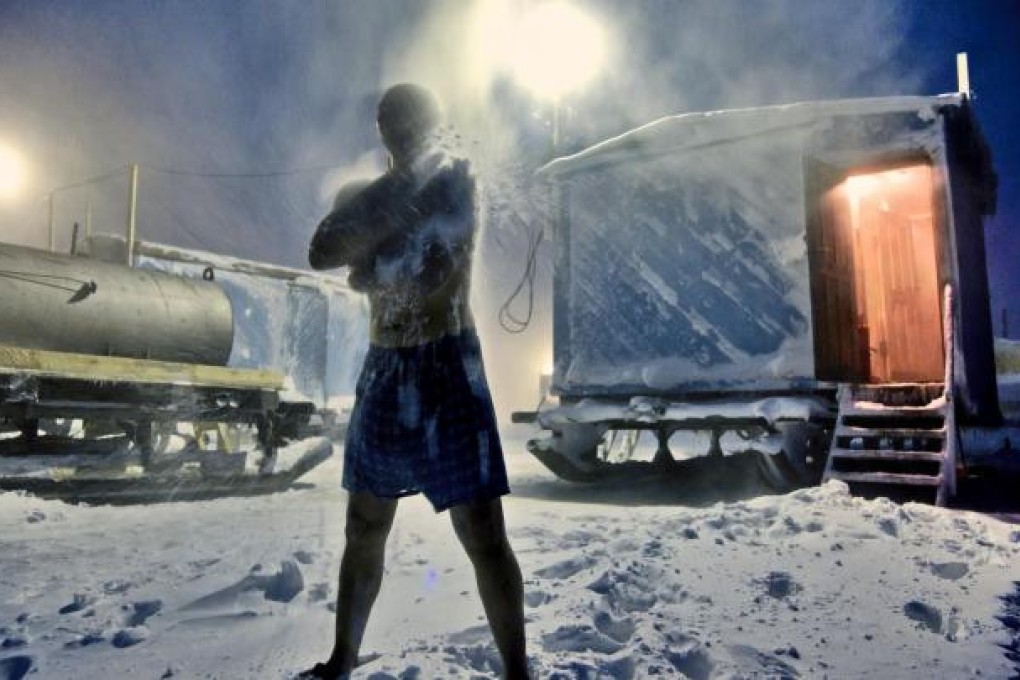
[810,163,944,383]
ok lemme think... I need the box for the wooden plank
[835,425,945,438]
[0,345,284,390]
[827,470,941,486]
[840,405,943,418]
[828,448,944,462]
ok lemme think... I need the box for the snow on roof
[135,239,353,294]
[538,93,965,178]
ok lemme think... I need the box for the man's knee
[451,501,511,562]
[344,492,396,549]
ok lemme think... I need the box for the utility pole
[957,52,971,97]
[47,193,55,252]
[1004,307,1010,339]
[125,163,139,267]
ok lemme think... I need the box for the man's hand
[346,258,377,292]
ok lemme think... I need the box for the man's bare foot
[295,661,348,680]
[295,653,381,679]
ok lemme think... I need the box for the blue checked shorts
[342,328,510,512]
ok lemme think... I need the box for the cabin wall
[943,105,1000,422]
[555,129,814,396]
[554,105,959,398]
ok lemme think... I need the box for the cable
[45,165,130,195]
[498,222,544,334]
[145,163,336,179]
[0,270,92,294]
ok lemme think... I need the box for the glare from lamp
[507,2,608,100]
[0,142,27,201]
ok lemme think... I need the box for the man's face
[377,112,432,160]
[375,85,439,160]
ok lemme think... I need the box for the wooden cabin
[529,94,999,503]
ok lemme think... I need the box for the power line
[46,165,130,195]
[145,163,336,179]
[44,161,336,196]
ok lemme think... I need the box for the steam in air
[0,0,923,419]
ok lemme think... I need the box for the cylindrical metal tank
[0,242,234,365]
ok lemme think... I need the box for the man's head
[376,83,441,163]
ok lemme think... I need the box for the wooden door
[855,166,943,382]
[806,160,869,382]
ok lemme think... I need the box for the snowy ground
[2,429,1020,679]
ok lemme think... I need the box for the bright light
[513,2,607,99]
[0,142,27,201]
[473,1,608,101]
[843,174,879,203]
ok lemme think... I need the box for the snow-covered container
[539,94,998,421]
[524,95,1000,497]
[135,241,368,409]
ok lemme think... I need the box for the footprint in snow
[903,600,943,634]
[534,556,598,580]
[0,655,33,680]
[757,571,802,600]
[930,561,969,581]
[664,634,714,680]
[540,624,624,654]
[127,599,163,627]
[726,644,800,678]
[587,569,658,613]
[877,517,899,537]
[523,590,554,608]
[58,593,95,615]
[447,624,490,645]
[593,609,636,643]
[181,560,304,610]
[111,626,149,648]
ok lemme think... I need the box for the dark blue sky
[0,0,1016,334]
[900,0,1020,337]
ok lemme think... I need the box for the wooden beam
[0,345,284,390]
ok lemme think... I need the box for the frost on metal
[137,250,368,407]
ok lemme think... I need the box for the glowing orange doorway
[813,163,944,383]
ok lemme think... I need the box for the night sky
[0,0,1017,337]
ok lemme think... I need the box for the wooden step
[828,448,945,462]
[839,404,944,418]
[827,471,941,487]
[835,425,945,438]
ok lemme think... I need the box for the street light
[505,1,608,102]
[472,0,608,150]
[509,1,608,153]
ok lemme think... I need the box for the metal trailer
[514,94,999,506]
[0,241,343,503]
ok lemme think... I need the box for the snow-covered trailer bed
[0,240,365,502]
[521,94,999,501]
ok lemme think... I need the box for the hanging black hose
[497,223,544,334]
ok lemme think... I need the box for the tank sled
[514,394,836,492]
[0,345,333,504]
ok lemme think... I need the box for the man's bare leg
[313,491,398,678]
[450,498,529,679]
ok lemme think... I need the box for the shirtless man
[301,84,529,680]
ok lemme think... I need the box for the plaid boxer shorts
[342,328,510,512]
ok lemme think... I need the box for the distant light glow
[471,0,608,100]
[0,142,27,201]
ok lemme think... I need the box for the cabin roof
[538,93,967,179]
